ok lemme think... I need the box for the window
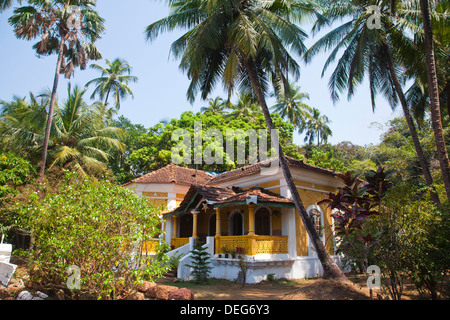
[309,208,321,236]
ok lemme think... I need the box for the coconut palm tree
[7,0,105,182]
[271,83,313,129]
[0,93,49,162]
[300,108,332,145]
[50,84,125,175]
[304,0,442,206]
[227,92,262,120]
[400,0,448,123]
[0,84,125,176]
[146,0,347,281]
[0,0,14,12]
[418,0,450,200]
[85,58,138,109]
[200,97,228,115]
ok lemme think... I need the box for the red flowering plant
[319,167,394,274]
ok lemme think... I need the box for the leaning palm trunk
[243,57,347,281]
[38,38,65,182]
[419,0,450,200]
[383,45,441,207]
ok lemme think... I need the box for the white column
[280,179,297,257]
[165,216,174,244]
[167,192,177,211]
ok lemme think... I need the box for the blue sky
[0,0,402,147]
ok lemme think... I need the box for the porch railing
[142,239,160,254]
[171,237,190,249]
[215,235,288,256]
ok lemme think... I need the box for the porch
[165,186,296,257]
[170,234,289,256]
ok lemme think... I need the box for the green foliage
[0,152,35,236]
[0,84,125,177]
[307,149,346,172]
[372,187,450,300]
[125,109,302,177]
[15,172,170,300]
[321,165,449,299]
[186,242,212,284]
[0,152,35,188]
[85,58,138,109]
[299,108,332,145]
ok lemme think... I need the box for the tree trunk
[419,0,450,200]
[104,86,111,106]
[243,58,348,281]
[383,44,441,207]
[38,38,65,183]
[446,80,450,119]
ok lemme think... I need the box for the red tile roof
[214,187,295,207]
[123,164,212,186]
[207,156,340,185]
[163,184,237,217]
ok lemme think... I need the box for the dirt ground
[155,273,425,300]
[3,256,445,300]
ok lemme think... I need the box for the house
[124,157,346,283]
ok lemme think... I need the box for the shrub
[16,171,170,299]
[186,242,212,284]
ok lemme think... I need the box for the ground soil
[155,272,426,300]
[3,256,446,300]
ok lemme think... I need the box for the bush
[0,152,35,241]
[16,171,170,299]
[186,242,212,284]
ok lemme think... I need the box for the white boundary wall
[174,237,348,283]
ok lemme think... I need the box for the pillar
[248,204,256,236]
[173,216,178,238]
[215,207,221,237]
[192,210,199,238]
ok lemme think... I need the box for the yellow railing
[215,235,288,256]
[142,239,160,254]
[171,237,190,249]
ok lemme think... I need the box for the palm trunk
[104,86,111,106]
[446,81,450,119]
[243,57,347,281]
[384,44,441,207]
[419,0,450,200]
[38,38,65,182]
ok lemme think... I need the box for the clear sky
[0,0,402,147]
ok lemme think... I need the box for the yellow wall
[147,198,167,208]
[294,182,336,256]
[143,192,168,198]
[259,181,280,189]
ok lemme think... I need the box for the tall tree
[7,0,105,182]
[271,83,313,129]
[146,0,347,281]
[300,107,332,145]
[85,58,138,109]
[200,97,228,115]
[0,84,125,176]
[304,0,442,206]
[419,0,450,200]
[0,0,15,12]
[227,92,262,120]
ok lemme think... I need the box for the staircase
[163,268,178,282]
